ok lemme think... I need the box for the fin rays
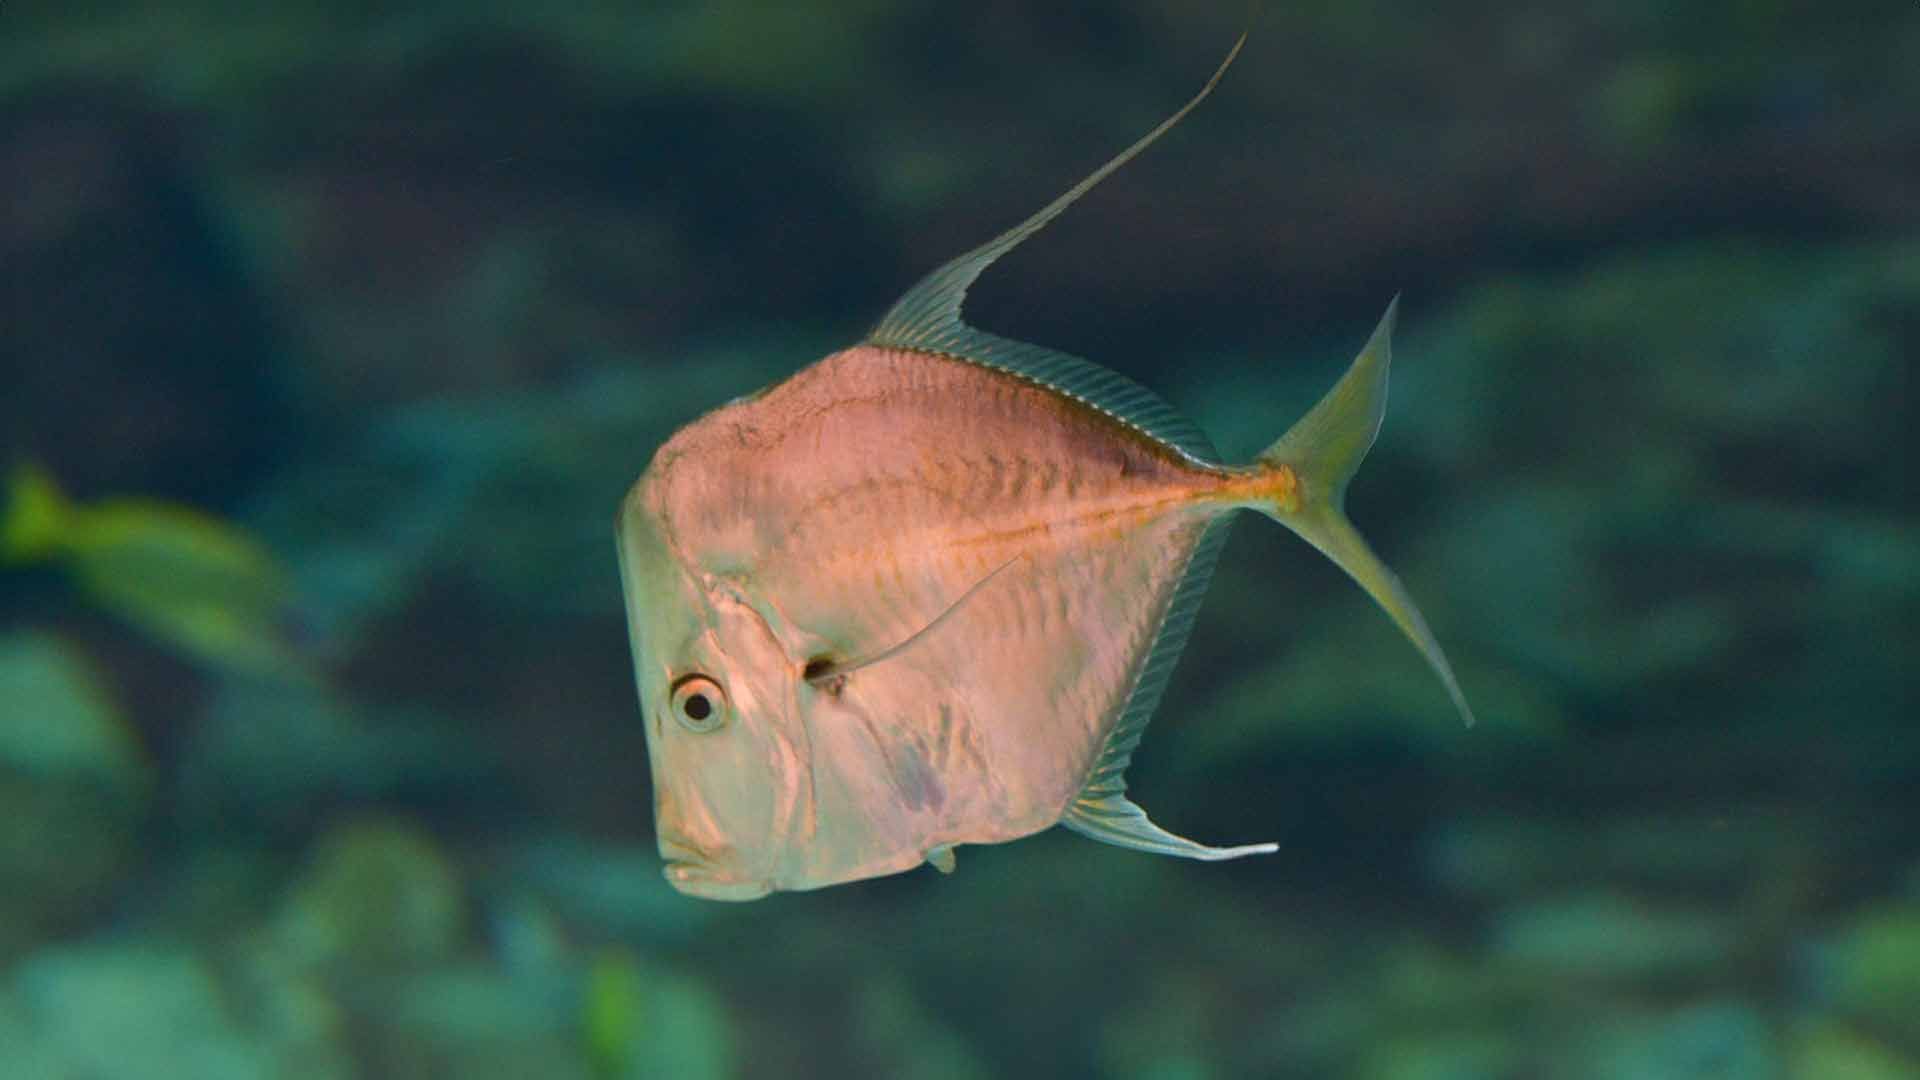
[868,31,1246,350]
[863,29,1281,861]
[860,28,1467,863]
[1061,518,1279,862]
[864,32,1249,465]
[1062,790,1277,861]
[1258,301,1477,729]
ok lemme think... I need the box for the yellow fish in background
[2,462,308,680]
[617,33,1473,900]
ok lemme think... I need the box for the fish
[2,461,308,680]
[616,31,1473,901]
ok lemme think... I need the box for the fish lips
[659,837,773,901]
[662,859,773,901]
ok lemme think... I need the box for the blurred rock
[1095,974,1223,1080]
[177,679,497,836]
[1405,244,1918,718]
[583,950,736,1080]
[1248,936,1532,1079]
[1258,983,1384,1079]
[1397,243,1917,482]
[482,890,573,976]
[1812,904,1920,1043]
[1490,892,1737,986]
[6,942,350,1079]
[0,632,149,959]
[1426,817,1576,902]
[1357,1032,1520,1080]
[1370,941,1534,1027]
[0,990,60,1076]
[357,964,592,1080]
[135,841,294,939]
[1427,811,1814,900]
[0,632,145,786]
[269,818,468,969]
[855,973,992,1080]
[1787,1021,1920,1080]
[493,833,710,947]
[1562,1001,1777,1080]
[1186,596,1569,758]
[1429,490,1746,697]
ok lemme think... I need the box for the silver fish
[617,33,1472,900]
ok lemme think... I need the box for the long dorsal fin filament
[863,32,1250,466]
[859,29,1293,863]
[867,29,1246,351]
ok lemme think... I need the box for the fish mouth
[659,835,770,901]
[662,860,772,901]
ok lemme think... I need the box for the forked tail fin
[1254,298,1476,727]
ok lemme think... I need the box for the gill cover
[615,493,809,900]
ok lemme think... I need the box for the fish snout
[662,859,772,901]
[658,834,771,900]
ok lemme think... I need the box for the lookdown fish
[617,33,1474,900]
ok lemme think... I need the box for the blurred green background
[2,3,1917,1077]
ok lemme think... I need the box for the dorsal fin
[1060,517,1277,861]
[865,31,1250,465]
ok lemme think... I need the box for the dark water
[2,5,1916,1077]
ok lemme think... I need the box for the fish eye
[669,674,728,733]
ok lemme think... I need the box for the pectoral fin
[1061,792,1277,861]
[925,844,957,874]
[806,554,1024,687]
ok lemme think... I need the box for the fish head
[615,473,810,902]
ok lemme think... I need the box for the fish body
[618,34,1471,900]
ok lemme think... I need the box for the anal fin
[1060,792,1276,862]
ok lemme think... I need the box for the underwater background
[2,3,1917,1077]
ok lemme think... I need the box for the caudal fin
[1254,298,1476,727]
